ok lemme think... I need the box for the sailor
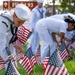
[0,4,31,69]
[36,15,75,63]
[50,13,75,45]
[27,0,46,54]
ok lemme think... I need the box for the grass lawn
[64,50,75,75]
[0,43,75,75]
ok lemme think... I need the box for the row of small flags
[0,41,74,75]
[19,46,69,75]
[0,25,75,75]
[5,47,41,75]
[0,43,73,75]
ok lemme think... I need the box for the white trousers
[27,30,40,54]
[36,26,56,63]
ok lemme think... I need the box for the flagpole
[63,42,73,59]
[48,45,50,58]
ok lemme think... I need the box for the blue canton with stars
[48,50,63,68]
[5,61,18,75]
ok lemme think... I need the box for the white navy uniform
[50,13,75,20]
[28,6,46,54]
[0,4,31,72]
[0,10,17,61]
[50,13,75,45]
[0,10,17,69]
[36,17,68,63]
[0,3,31,62]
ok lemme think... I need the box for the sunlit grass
[15,63,44,75]
[64,49,75,75]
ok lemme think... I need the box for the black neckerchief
[36,7,43,18]
[9,24,18,44]
[0,15,18,44]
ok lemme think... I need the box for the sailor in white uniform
[27,0,46,54]
[36,16,75,63]
[50,13,75,20]
[50,13,75,45]
[0,4,31,69]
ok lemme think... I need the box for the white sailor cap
[68,13,75,20]
[14,4,31,21]
[37,0,44,3]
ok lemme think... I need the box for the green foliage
[64,49,75,75]
[58,0,75,13]
[0,69,5,75]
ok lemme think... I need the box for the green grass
[64,50,75,75]
[65,60,75,75]
[0,43,75,75]
[18,64,44,75]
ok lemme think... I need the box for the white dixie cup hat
[37,0,44,3]
[14,4,31,21]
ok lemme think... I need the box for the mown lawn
[64,49,75,75]
[0,43,75,75]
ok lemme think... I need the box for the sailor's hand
[68,52,73,60]
[14,45,23,53]
[8,54,14,60]
[56,41,61,47]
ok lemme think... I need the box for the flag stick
[63,42,73,59]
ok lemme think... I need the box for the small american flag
[25,47,36,67]
[19,47,36,75]
[15,53,24,61]
[0,56,5,64]
[0,64,5,71]
[58,43,68,61]
[19,56,33,75]
[70,42,75,48]
[0,56,5,71]
[30,55,37,67]
[42,57,49,69]
[13,26,32,46]
[59,49,68,61]
[35,49,41,65]
[5,60,20,75]
[44,50,69,75]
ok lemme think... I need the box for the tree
[58,0,75,14]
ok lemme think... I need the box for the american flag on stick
[0,56,5,71]
[42,57,49,70]
[19,56,33,75]
[0,56,5,64]
[13,26,32,47]
[25,47,36,67]
[15,53,24,61]
[44,50,69,75]
[70,42,75,49]
[5,60,20,75]
[35,49,41,65]
[58,43,69,61]
[0,64,5,71]
[19,47,36,75]
[58,49,68,61]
